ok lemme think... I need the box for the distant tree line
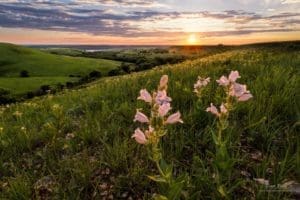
[0,68,126,104]
[81,49,186,72]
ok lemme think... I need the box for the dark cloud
[91,0,157,6]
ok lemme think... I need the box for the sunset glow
[0,0,299,45]
[187,34,198,45]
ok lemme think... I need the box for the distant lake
[27,45,170,52]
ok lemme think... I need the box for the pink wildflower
[228,71,241,82]
[137,89,152,103]
[155,90,172,105]
[216,76,229,86]
[220,103,228,114]
[238,93,253,101]
[145,126,154,138]
[206,103,220,117]
[194,76,210,93]
[134,110,150,123]
[158,103,171,117]
[229,82,253,101]
[229,83,247,97]
[165,111,183,124]
[132,128,147,144]
[159,75,169,90]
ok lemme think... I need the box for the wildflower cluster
[194,76,210,96]
[196,70,253,198]
[132,71,253,199]
[132,75,183,149]
[132,75,185,199]
[206,71,252,118]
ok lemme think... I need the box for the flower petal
[137,89,152,103]
[220,103,228,114]
[132,128,147,144]
[158,103,171,117]
[134,110,150,123]
[228,71,241,82]
[159,75,169,90]
[206,103,220,117]
[238,93,253,101]
[216,76,229,86]
[165,111,183,124]
[155,90,172,105]
[229,83,247,97]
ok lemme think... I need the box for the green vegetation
[0,77,76,94]
[42,48,83,56]
[0,46,299,199]
[0,43,121,101]
[0,43,120,77]
[79,46,232,72]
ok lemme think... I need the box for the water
[27,45,169,52]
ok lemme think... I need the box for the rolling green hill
[0,46,299,199]
[0,43,120,77]
[0,43,121,96]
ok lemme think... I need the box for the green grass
[0,47,299,199]
[0,43,120,77]
[0,43,121,97]
[42,48,83,56]
[0,77,77,95]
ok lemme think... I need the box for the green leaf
[167,181,185,200]
[153,194,169,200]
[211,131,219,145]
[160,159,173,179]
[217,185,227,198]
[148,175,167,183]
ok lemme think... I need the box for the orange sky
[1,28,299,45]
[0,0,299,45]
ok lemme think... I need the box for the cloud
[0,0,299,38]
[281,0,300,4]
[72,0,167,8]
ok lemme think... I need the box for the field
[0,43,121,98]
[0,45,299,199]
[0,77,77,95]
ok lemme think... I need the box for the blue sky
[0,0,299,44]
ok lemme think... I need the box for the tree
[108,69,121,76]
[20,70,29,77]
[120,62,131,73]
[89,70,102,78]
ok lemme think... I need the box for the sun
[187,34,198,45]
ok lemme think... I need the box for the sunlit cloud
[281,0,300,4]
[0,0,299,44]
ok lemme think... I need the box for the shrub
[66,82,74,88]
[56,83,64,90]
[108,69,121,76]
[0,88,15,104]
[89,70,102,78]
[20,70,29,77]
[40,85,51,92]
[26,91,35,99]
[120,62,131,73]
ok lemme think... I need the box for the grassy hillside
[0,43,120,77]
[0,48,299,199]
[0,77,77,95]
[0,43,121,97]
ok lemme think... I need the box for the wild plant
[197,71,252,198]
[132,75,187,200]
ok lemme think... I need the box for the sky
[0,0,299,45]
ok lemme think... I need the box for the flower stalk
[200,70,253,198]
[132,75,185,199]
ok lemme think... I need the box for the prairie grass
[0,43,121,97]
[0,48,299,199]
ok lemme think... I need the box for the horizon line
[2,40,300,47]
